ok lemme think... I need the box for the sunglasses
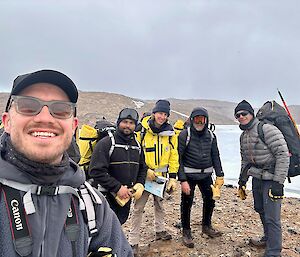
[235,111,250,119]
[193,116,206,125]
[119,108,139,121]
[9,95,76,119]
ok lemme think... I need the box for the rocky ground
[123,185,300,257]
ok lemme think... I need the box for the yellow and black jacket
[136,116,179,178]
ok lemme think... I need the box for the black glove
[238,180,247,187]
[268,181,284,200]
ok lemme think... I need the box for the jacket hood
[141,116,175,136]
[190,107,209,126]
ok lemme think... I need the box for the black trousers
[180,176,215,230]
[104,192,131,225]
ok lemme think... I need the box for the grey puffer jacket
[0,156,133,257]
[239,118,289,184]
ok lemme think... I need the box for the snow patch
[132,100,144,109]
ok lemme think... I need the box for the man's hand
[132,183,145,200]
[237,185,247,200]
[214,177,224,188]
[147,169,156,181]
[166,178,177,194]
[117,185,132,199]
[269,181,284,200]
[211,184,221,200]
[181,181,191,195]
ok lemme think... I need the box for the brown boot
[249,237,266,248]
[155,231,172,241]
[202,225,222,238]
[131,244,139,257]
[182,229,194,248]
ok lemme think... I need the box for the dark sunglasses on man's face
[235,111,250,119]
[9,95,76,119]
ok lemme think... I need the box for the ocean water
[214,125,300,198]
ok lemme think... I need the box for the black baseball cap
[5,69,78,111]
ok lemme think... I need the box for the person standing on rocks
[178,107,224,248]
[0,69,133,256]
[235,100,289,257]
[89,108,147,225]
[129,99,179,257]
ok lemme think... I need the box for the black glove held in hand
[269,181,284,200]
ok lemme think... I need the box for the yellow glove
[132,183,144,200]
[114,192,132,207]
[147,169,156,181]
[210,184,221,200]
[87,246,114,256]
[166,178,177,194]
[214,177,224,188]
[237,186,247,200]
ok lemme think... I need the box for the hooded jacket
[0,134,133,257]
[89,129,147,193]
[136,116,179,177]
[177,125,223,181]
[239,118,289,184]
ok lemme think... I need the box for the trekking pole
[277,89,300,138]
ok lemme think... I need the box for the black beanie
[152,100,170,116]
[234,100,254,116]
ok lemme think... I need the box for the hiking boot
[182,229,194,248]
[202,225,222,238]
[249,237,266,248]
[131,244,139,257]
[155,231,172,241]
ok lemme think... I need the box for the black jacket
[178,126,224,181]
[89,129,147,193]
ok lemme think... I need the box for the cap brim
[11,70,78,103]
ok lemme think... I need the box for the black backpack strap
[257,121,266,144]
[2,185,33,256]
[65,196,80,257]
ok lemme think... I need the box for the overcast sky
[1,0,300,107]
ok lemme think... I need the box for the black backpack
[94,119,116,140]
[256,100,300,182]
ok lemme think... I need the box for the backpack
[0,179,102,256]
[78,120,141,176]
[185,123,215,146]
[256,100,300,182]
[78,120,116,173]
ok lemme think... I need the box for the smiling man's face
[2,83,78,164]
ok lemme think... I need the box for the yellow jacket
[136,116,179,176]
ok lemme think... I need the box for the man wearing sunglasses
[235,100,289,257]
[177,107,224,248]
[129,99,179,256]
[0,69,132,257]
[89,108,147,225]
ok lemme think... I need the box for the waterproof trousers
[252,178,282,257]
[129,190,166,245]
[105,192,131,225]
[181,176,215,230]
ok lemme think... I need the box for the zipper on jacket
[154,143,157,165]
[157,137,160,165]
[39,197,48,257]
[160,143,163,165]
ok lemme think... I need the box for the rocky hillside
[1,91,300,127]
[123,185,300,257]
